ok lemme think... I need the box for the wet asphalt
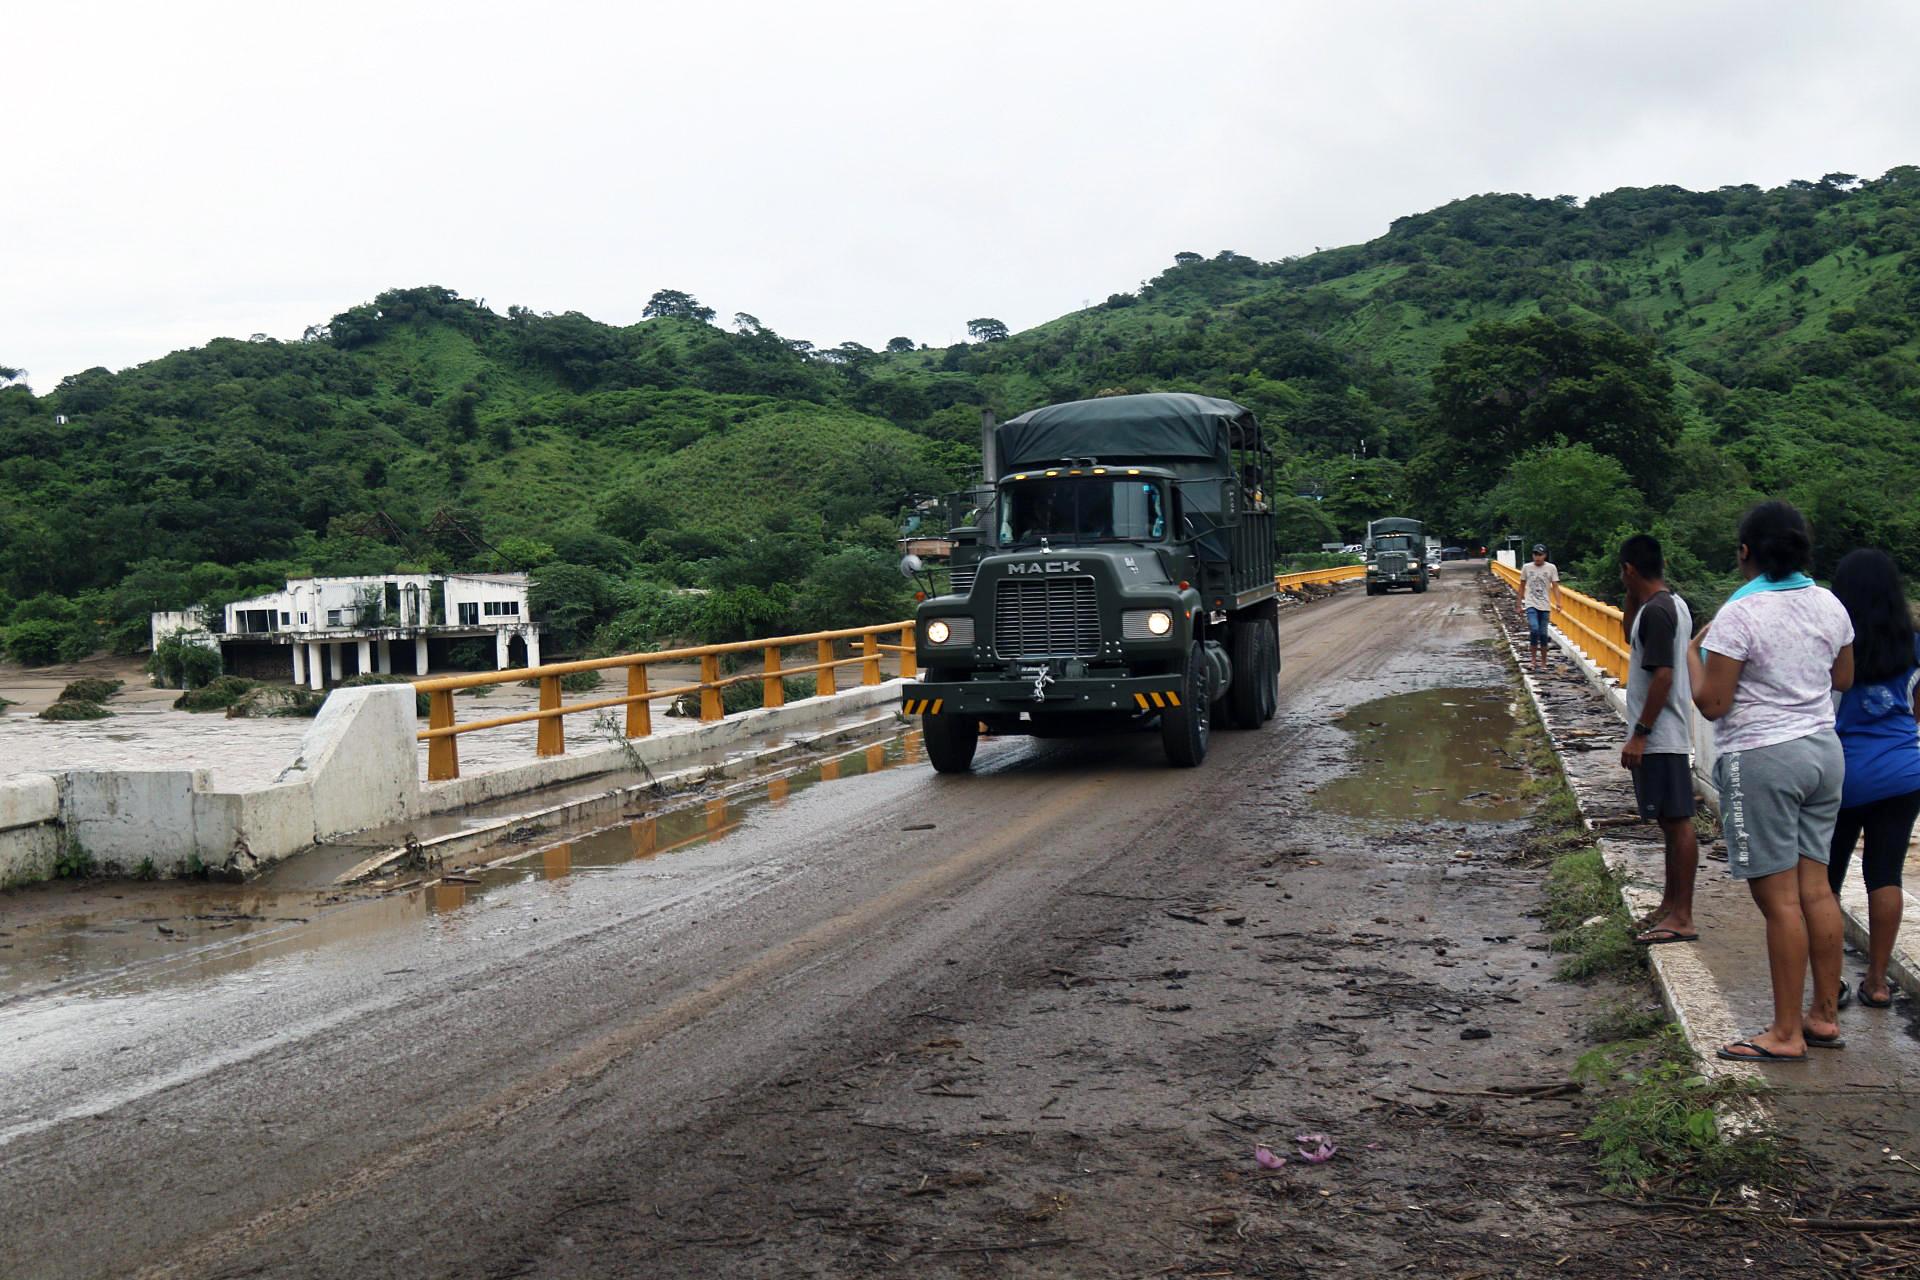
[0,570,1499,1279]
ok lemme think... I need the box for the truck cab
[1364,517,1428,595]
[903,393,1280,772]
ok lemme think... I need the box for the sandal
[1837,980,1853,1012]
[1634,928,1698,946]
[1716,1038,1806,1063]
[1860,980,1895,1009]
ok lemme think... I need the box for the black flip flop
[1861,983,1895,1009]
[1716,1039,1807,1063]
[1837,980,1853,1012]
[1634,928,1698,946]
[1806,1029,1847,1050]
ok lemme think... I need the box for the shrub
[60,677,124,704]
[148,633,223,689]
[174,675,258,712]
[39,699,113,721]
[667,674,815,717]
[5,619,69,667]
[338,673,430,717]
[227,686,326,718]
[519,670,603,693]
[54,838,96,879]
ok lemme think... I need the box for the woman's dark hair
[1737,500,1812,580]
[1832,548,1915,684]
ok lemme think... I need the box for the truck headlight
[926,620,951,644]
[1146,609,1172,636]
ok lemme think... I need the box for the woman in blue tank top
[1829,548,1920,1009]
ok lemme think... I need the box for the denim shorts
[1525,607,1551,645]
[1714,730,1844,880]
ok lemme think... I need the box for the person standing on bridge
[1618,534,1699,948]
[1826,548,1920,1011]
[1688,501,1854,1063]
[1518,544,1560,670]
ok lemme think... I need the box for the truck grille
[993,577,1101,658]
[948,564,977,596]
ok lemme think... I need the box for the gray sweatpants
[1713,729,1844,881]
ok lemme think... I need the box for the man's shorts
[1713,730,1844,880]
[1525,607,1551,645]
[1631,752,1696,820]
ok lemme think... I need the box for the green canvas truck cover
[995,392,1252,471]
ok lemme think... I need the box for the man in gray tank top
[1619,533,1699,945]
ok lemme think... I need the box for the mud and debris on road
[0,572,1873,1277]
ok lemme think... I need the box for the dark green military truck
[1364,517,1427,594]
[901,393,1279,772]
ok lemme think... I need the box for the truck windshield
[999,479,1165,545]
[1374,535,1416,553]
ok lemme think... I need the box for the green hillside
[2,167,1917,662]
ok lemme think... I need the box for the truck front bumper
[901,673,1186,717]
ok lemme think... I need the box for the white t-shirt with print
[1703,585,1854,754]
[1520,561,1558,611]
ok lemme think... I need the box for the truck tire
[1160,642,1211,767]
[1413,579,1428,594]
[1256,618,1280,724]
[923,712,979,774]
[1227,619,1263,729]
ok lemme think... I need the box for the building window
[299,612,309,624]
[482,601,521,617]
[327,609,343,627]
[280,611,291,625]
[458,602,480,626]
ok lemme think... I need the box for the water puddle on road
[0,730,923,1003]
[1313,687,1533,823]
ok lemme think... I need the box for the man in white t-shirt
[1518,544,1560,670]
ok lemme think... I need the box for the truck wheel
[1160,643,1211,767]
[1228,620,1263,729]
[922,712,979,774]
[1257,619,1280,724]
[1413,580,1428,594]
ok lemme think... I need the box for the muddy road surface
[0,570,1822,1277]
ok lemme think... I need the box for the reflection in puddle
[1314,687,1534,823]
[0,729,921,1003]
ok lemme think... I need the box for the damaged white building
[152,572,542,689]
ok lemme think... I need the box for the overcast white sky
[5,0,1918,389]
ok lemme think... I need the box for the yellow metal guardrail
[412,622,915,781]
[410,562,1370,782]
[1490,560,1629,683]
[1276,564,1366,593]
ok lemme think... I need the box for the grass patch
[1544,846,1645,980]
[59,677,123,703]
[1575,1026,1775,1193]
[53,838,96,879]
[39,698,113,721]
[174,675,258,712]
[518,670,605,693]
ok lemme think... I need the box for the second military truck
[902,392,1279,772]
[1364,517,1428,594]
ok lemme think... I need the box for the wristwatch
[1632,723,1653,737]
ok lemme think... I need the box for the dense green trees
[3,168,1916,665]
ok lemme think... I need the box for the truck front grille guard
[992,577,1102,659]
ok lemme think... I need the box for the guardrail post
[700,654,723,721]
[427,689,460,781]
[898,624,916,679]
[762,646,785,709]
[537,675,564,756]
[816,639,836,696]
[861,633,881,685]
[626,662,650,738]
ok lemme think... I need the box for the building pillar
[525,630,541,669]
[495,630,511,670]
[328,643,343,682]
[292,643,306,687]
[356,638,373,677]
[414,636,430,676]
[308,643,325,691]
[377,637,392,674]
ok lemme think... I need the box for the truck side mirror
[898,554,924,580]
